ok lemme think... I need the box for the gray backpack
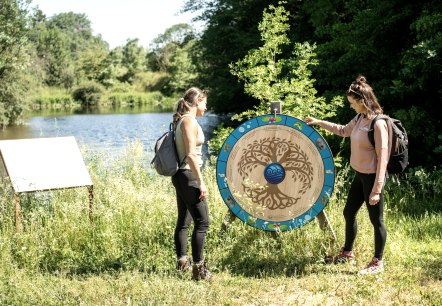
[151,120,185,176]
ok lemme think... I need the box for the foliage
[119,39,146,84]
[96,47,126,88]
[33,94,77,110]
[230,4,343,121]
[0,0,438,169]
[103,91,175,109]
[132,71,169,92]
[72,82,104,106]
[207,124,234,154]
[147,23,195,71]
[36,26,72,87]
[209,3,343,155]
[147,24,198,95]
[0,143,440,304]
[186,0,441,168]
[28,10,108,89]
[184,0,271,113]
[302,0,442,168]
[166,40,198,94]
[0,0,31,127]
[77,46,109,82]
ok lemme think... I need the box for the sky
[30,0,201,49]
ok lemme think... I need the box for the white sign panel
[0,136,93,193]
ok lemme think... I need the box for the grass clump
[0,143,440,305]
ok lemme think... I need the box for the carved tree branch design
[238,137,314,210]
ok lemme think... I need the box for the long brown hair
[172,87,207,128]
[346,75,383,115]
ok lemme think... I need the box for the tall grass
[31,86,177,113]
[103,91,176,110]
[0,142,440,305]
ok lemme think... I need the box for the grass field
[1,142,441,305]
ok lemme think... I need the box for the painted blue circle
[216,114,335,232]
[264,163,285,184]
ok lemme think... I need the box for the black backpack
[368,115,409,174]
[151,120,186,176]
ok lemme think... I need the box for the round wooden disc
[216,115,335,232]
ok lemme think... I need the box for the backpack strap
[368,115,380,148]
[174,115,192,167]
[368,114,394,160]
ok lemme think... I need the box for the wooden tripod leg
[316,211,337,262]
[14,193,22,233]
[87,185,93,222]
[316,211,336,240]
[219,209,237,235]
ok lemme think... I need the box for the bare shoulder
[180,116,197,133]
[182,116,196,125]
[375,117,388,127]
[374,117,388,132]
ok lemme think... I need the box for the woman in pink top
[305,75,388,275]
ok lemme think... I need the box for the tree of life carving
[238,137,314,210]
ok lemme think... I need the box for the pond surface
[0,108,223,161]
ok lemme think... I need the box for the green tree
[184,0,275,113]
[301,0,442,167]
[77,47,109,82]
[36,27,71,87]
[0,0,31,127]
[188,0,441,168]
[209,4,343,154]
[28,11,108,88]
[146,23,198,95]
[147,23,195,72]
[47,12,105,56]
[97,47,125,88]
[230,4,342,121]
[391,1,442,165]
[120,38,146,84]
[167,40,198,94]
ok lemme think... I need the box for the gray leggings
[343,171,387,259]
[172,169,210,263]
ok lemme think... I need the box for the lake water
[0,109,223,161]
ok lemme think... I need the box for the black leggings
[343,171,387,259]
[172,169,210,263]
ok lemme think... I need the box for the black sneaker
[192,260,213,281]
[176,256,192,272]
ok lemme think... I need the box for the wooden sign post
[0,136,93,232]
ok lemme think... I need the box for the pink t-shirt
[317,115,389,194]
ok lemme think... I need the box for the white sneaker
[358,257,384,275]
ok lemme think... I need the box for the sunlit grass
[0,142,440,305]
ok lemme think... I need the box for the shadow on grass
[423,253,442,281]
[216,227,325,278]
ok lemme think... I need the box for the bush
[132,71,169,92]
[72,82,104,106]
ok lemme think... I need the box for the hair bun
[356,75,367,84]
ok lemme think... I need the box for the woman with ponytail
[305,76,388,275]
[171,87,212,281]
